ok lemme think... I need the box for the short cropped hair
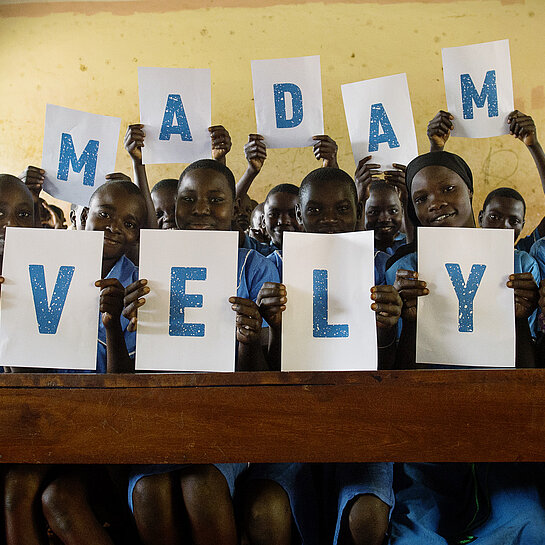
[151,178,178,194]
[265,183,300,202]
[179,159,236,199]
[0,174,34,202]
[482,187,526,215]
[89,180,146,209]
[299,167,357,204]
[368,180,401,197]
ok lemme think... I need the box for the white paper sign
[341,73,418,170]
[0,228,103,370]
[442,40,514,138]
[138,67,211,164]
[282,231,377,371]
[41,104,121,207]
[251,55,324,148]
[136,230,238,372]
[416,227,515,367]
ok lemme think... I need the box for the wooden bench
[1,370,543,464]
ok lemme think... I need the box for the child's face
[411,166,474,228]
[176,168,234,231]
[234,194,253,232]
[85,184,146,261]
[478,196,525,240]
[364,189,403,242]
[152,186,177,230]
[264,192,300,248]
[249,206,269,243]
[297,181,360,234]
[0,181,34,253]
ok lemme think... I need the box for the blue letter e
[29,264,75,334]
[312,269,349,338]
[273,83,304,129]
[368,103,400,153]
[460,70,499,119]
[445,263,486,333]
[169,267,206,337]
[159,94,193,141]
[57,133,99,187]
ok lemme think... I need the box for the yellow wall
[1,0,544,235]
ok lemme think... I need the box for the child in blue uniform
[121,157,279,545]
[427,109,545,253]
[241,168,402,545]
[262,183,302,277]
[385,151,539,369]
[365,181,406,255]
[384,151,545,544]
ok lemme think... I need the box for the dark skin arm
[427,110,454,152]
[372,285,402,370]
[124,124,158,230]
[256,282,287,371]
[236,134,267,201]
[536,280,545,367]
[393,270,429,369]
[209,125,232,166]
[354,155,381,206]
[96,278,134,373]
[229,296,269,371]
[507,111,545,238]
[19,166,45,227]
[122,279,149,332]
[312,135,339,168]
[383,163,413,243]
[507,272,538,367]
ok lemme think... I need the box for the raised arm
[209,125,232,166]
[124,124,158,229]
[427,110,454,152]
[312,135,339,168]
[236,134,267,201]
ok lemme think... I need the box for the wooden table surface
[0,370,543,464]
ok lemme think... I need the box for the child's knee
[4,467,45,512]
[180,464,231,512]
[41,477,83,534]
[347,494,390,545]
[132,473,172,516]
[244,480,291,539]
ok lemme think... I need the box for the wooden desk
[0,370,543,464]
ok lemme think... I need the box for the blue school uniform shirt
[237,247,280,301]
[382,232,407,256]
[515,226,540,254]
[241,233,275,257]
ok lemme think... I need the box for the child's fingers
[248,133,265,141]
[122,298,146,320]
[398,287,429,298]
[127,317,138,332]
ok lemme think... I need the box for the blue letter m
[29,264,75,334]
[460,70,499,119]
[57,133,99,187]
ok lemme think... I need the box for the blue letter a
[460,70,498,119]
[273,83,304,128]
[159,94,193,141]
[29,264,75,334]
[169,267,206,337]
[312,269,349,338]
[57,133,99,187]
[368,103,400,153]
[445,263,486,333]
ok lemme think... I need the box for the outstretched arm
[236,134,267,201]
[427,110,454,152]
[124,124,158,229]
[312,135,339,168]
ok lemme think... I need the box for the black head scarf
[405,151,474,227]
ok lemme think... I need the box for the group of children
[1,108,545,544]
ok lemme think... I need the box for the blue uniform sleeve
[238,249,280,302]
